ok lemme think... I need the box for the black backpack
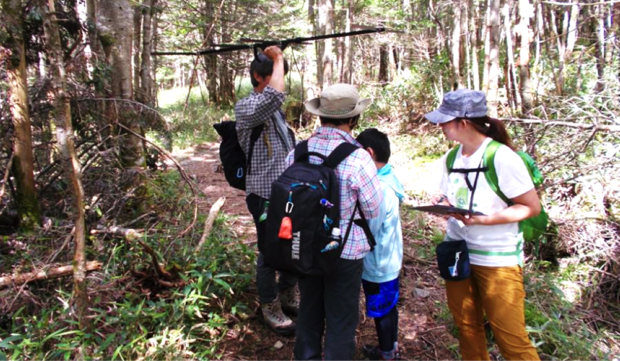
[213,121,263,191]
[262,140,376,277]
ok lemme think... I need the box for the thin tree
[518,0,534,115]
[38,0,90,336]
[140,0,158,106]
[318,0,333,88]
[0,0,41,230]
[485,0,502,116]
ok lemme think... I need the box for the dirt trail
[176,141,457,360]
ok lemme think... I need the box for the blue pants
[294,258,364,360]
[246,194,297,304]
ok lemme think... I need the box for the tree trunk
[203,0,218,104]
[140,0,157,106]
[470,0,481,90]
[318,0,333,88]
[503,2,520,112]
[482,0,491,92]
[451,0,462,89]
[219,1,235,106]
[340,0,353,83]
[151,8,159,104]
[39,0,90,334]
[594,3,606,93]
[565,1,579,61]
[0,0,41,230]
[518,0,534,115]
[379,43,389,84]
[547,5,564,94]
[605,3,617,67]
[133,5,142,94]
[486,0,502,116]
[99,0,145,168]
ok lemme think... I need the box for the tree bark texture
[503,2,520,111]
[219,0,235,106]
[39,0,90,332]
[486,0,502,116]
[140,0,157,106]
[99,0,145,168]
[594,3,606,93]
[203,0,218,104]
[0,0,41,230]
[518,0,534,115]
[133,5,142,94]
[340,0,353,83]
[451,0,464,89]
[318,0,333,88]
[470,0,481,90]
[379,43,389,84]
[0,261,102,289]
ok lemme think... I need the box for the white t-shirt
[439,137,534,267]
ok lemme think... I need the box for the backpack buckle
[285,201,294,213]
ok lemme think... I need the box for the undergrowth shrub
[0,167,256,360]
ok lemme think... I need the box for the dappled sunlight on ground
[175,139,458,360]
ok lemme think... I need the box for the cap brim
[305,98,372,119]
[424,109,457,124]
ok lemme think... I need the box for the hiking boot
[261,297,296,336]
[279,285,300,315]
[362,344,401,360]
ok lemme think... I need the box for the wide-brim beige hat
[305,83,371,119]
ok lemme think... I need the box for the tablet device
[409,205,485,216]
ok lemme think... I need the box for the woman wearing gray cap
[426,89,541,361]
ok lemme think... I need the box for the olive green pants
[446,265,540,361]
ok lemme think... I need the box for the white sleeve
[494,146,535,199]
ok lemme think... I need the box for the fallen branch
[0,261,102,288]
[93,224,144,240]
[500,117,620,132]
[194,197,226,254]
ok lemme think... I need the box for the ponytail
[463,117,514,150]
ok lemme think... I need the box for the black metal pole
[151,27,385,56]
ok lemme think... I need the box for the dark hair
[319,114,360,127]
[249,53,289,87]
[356,128,391,163]
[462,116,514,150]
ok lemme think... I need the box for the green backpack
[446,140,549,251]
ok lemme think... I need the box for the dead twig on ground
[193,197,226,254]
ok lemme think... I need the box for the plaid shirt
[285,127,382,260]
[235,86,294,199]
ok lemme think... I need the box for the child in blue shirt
[357,128,405,360]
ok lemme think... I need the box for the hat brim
[424,109,457,124]
[304,98,372,119]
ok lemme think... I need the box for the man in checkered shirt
[288,84,383,360]
[235,46,298,336]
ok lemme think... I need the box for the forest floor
[175,140,460,360]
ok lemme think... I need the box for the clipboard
[409,205,485,216]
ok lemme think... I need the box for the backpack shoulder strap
[325,142,359,169]
[482,140,511,205]
[342,200,377,252]
[294,140,330,164]
[247,124,265,175]
[445,145,460,174]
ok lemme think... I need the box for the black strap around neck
[449,160,485,213]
